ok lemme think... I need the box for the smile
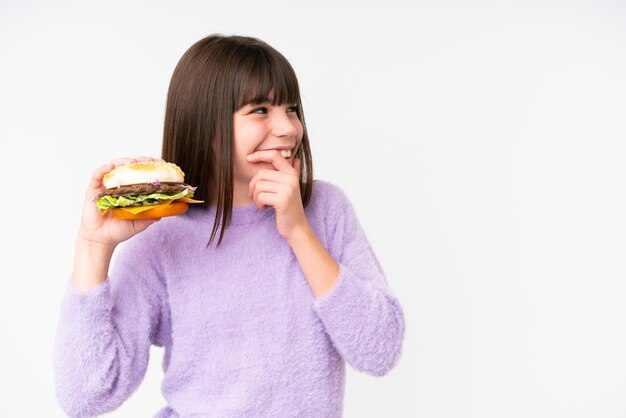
[257,146,295,158]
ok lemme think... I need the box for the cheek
[296,121,305,143]
[233,121,263,150]
[295,118,304,135]
[234,156,272,180]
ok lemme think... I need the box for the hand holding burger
[75,156,200,291]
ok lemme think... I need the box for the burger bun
[104,161,185,189]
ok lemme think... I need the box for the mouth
[258,145,298,159]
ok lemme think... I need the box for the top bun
[103,161,185,189]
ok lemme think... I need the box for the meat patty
[100,182,189,198]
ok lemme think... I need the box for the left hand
[247,150,308,240]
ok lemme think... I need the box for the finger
[256,191,281,209]
[134,156,160,162]
[255,190,296,212]
[131,218,161,233]
[248,169,294,197]
[87,163,115,194]
[109,156,160,167]
[251,180,283,209]
[251,180,285,209]
[91,163,115,183]
[110,157,136,167]
[246,150,296,173]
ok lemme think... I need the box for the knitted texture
[54,181,404,417]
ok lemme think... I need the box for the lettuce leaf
[96,189,196,210]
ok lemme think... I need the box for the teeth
[280,149,292,158]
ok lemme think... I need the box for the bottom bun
[111,202,190,220]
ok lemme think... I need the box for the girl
[54,34,404,417]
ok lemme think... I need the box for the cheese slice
[178,197,204,204]
[100,196,204,217]
[119,205,166,215]
[115,197,204,215]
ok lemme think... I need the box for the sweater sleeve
[53,232,170,417]
[312,185,405,376]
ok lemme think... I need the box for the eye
[286,105,298,113]
[250,107,268,115]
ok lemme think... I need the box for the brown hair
[161,35,313,246]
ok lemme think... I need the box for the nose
[271,110,298,138]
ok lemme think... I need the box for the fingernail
[246,154,253,160]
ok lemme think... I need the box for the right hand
[77,156,164,248]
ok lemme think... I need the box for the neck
[208,179,256,207]
[232,193,253,207]
[232,180,254,207]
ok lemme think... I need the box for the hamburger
[95,161,203,220]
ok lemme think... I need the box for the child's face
[232,101,303,192]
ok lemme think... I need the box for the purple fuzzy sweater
[54,181,404,417]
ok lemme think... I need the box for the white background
[1,0,625,417]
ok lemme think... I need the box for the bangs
[234,47,301,109]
